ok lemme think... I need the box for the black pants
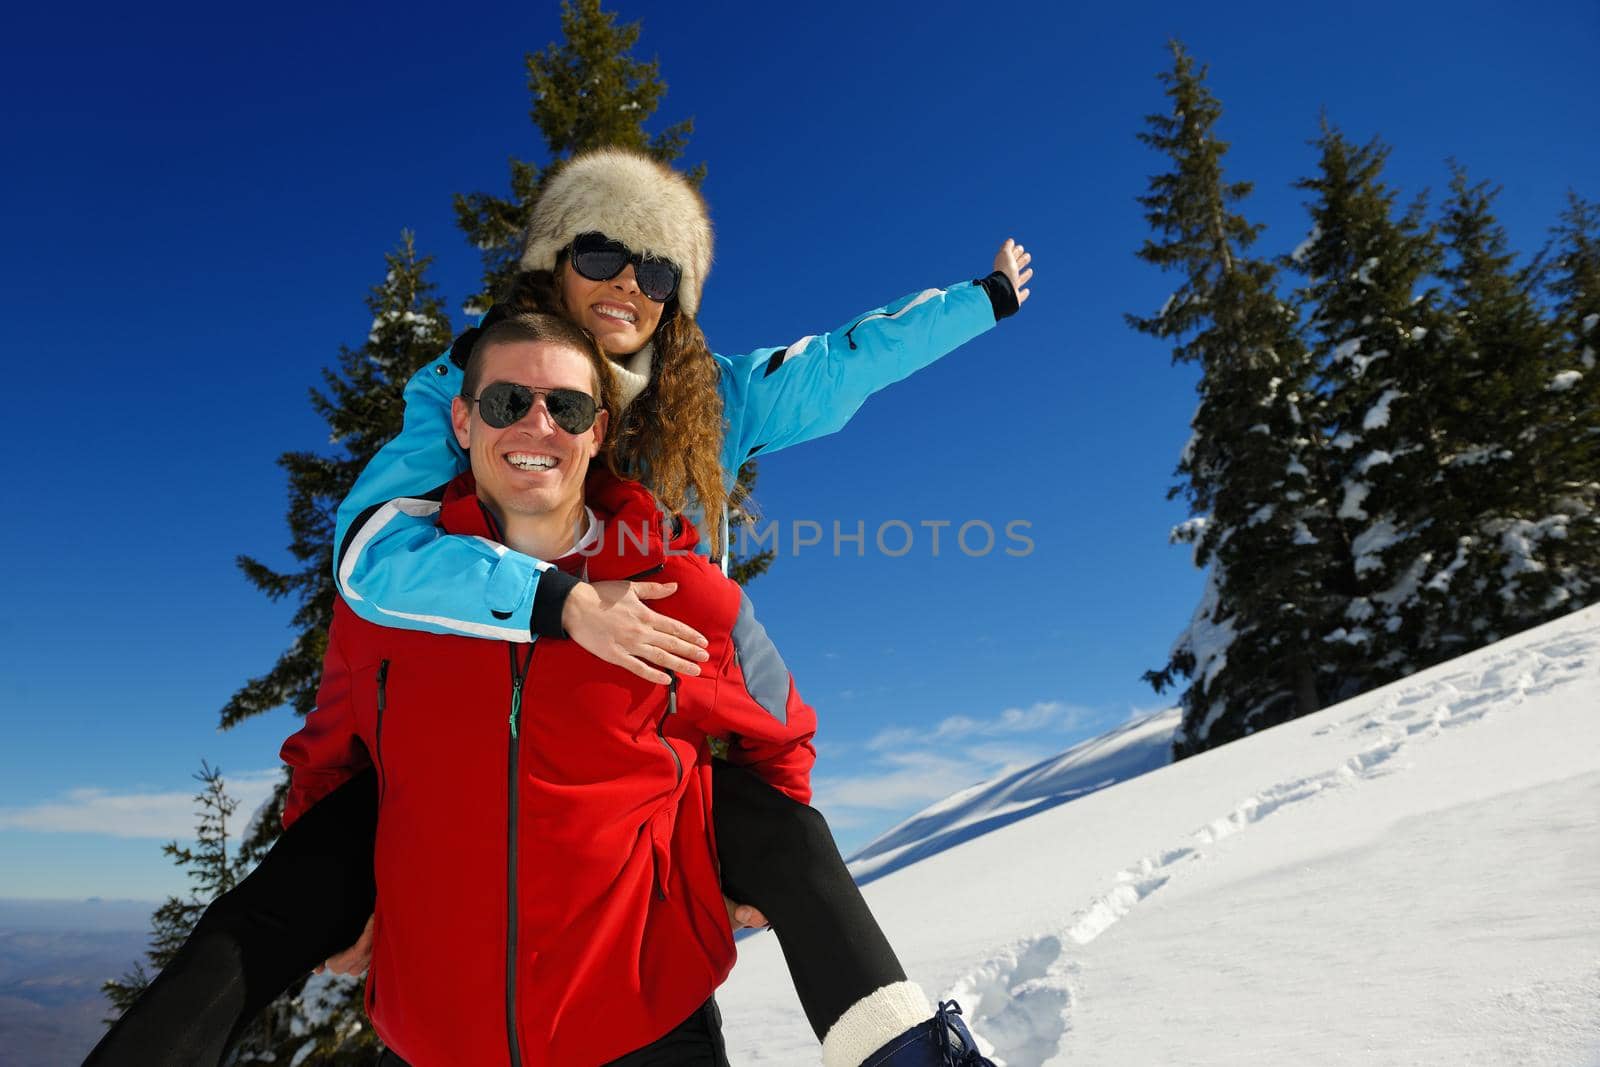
[377,998,728,1067]
[85,761,904,1065]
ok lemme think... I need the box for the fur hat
[520,147,713,318]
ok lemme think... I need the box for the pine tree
[452,0,772,579]
[1544,193,1600,500]
[1284,123,1459,687]
[223,233,454,863]
[183,235,453,1063]
[454,0,700,309]
[1432,164,1574,638]
[1497,195,1600,620]
[103,764,239,1019]
[1130,41,1336,757]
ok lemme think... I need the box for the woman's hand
[724,896,770,931]
[994,238,1033,307]
[561,581,710,684]
[315,914,375,976]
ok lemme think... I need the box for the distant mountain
[846,707,1179,884]
[0,901,151,1066]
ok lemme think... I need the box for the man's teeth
[594,305,637,323]
[507,454,557,471]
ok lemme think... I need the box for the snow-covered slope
[720,603,1600,1065]
[845,707,1179,885]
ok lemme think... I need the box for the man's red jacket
[280,468,818,1066]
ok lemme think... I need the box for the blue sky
[2,0,1595,901]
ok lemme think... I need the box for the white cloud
[865,701,1096,751]
[0,770,283,840]
[808,698,1130,855]
[814,744,1046,813]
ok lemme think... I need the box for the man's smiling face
[451,339,608,524]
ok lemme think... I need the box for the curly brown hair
[503,266,731,555]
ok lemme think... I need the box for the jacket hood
[438,466,700,581]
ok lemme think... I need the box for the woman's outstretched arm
[715,239,1033,474]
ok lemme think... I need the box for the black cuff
[530,568,582,639]
[976,270,1020,321]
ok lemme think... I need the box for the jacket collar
[438,466,697,581]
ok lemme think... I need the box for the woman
[90,147,1030,1067]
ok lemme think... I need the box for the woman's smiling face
[560,258,665,355]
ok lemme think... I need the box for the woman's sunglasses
[463,382,600,434]
[567,231,681,304]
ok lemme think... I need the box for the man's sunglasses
[463,382,600,434]
[567,231,681,304]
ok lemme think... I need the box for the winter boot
[857,1001,996,1067]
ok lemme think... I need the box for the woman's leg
[711,759,909,1041]
[84,768,379,1066]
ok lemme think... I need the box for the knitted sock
[820,980,935,1067]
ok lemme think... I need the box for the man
[281,312,817,1065]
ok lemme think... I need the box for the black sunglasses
[567,231,681,304]
[463,381,600,434]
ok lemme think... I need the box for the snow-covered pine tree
[1284,123,1459,689]
[452,0,772,581]
[1431,165,1578,641]
[224,232,453,859]
[1131,41,1336,758]
[195,234,452,1063]
[1538,194,1600,596]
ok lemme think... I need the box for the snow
[1448,446,1509,468]
[720,604,1600,1066]
[1352,517,1402,575]
[1338,479,1371,521]
[1374,555,1430,610]
[367,308,438,344]
[1183,567,1236,695]
[1363,388,1402,430]
[1322,625,1372,646]
[1425,541,1470,594]
[1290,224,1321,264]
[1354,256,1380,284]
[1356,449,1394,474]
[1350,346,1389,377]
[844,710,1179,886]
[1583,312,1598,334]
[1550,370,1583,392]
[1494,515,1569,587]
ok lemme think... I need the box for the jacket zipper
[651,676,682,903]
[656,675,683,786]
[844,314,882,350]
[374,660,390,804]
[504,643,535,1067]
[843,287,942,349]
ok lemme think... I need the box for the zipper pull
[509,677,524,739]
